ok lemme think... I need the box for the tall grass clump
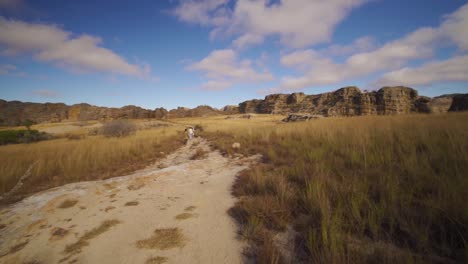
[202,113,468,263]
[0,127,184,202]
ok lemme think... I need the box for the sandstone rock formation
[0,101,160,126]
[448,94,468,111]
[222,105,240,114]
[239,86,468,116]
[1,86,466,125]
[167,105,222,118]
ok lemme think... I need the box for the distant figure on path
[186,126,195,140]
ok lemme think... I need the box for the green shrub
[0,130,49,145]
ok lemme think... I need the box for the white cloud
[188,49,274,90]
[0,17,149,77]
[277,3,468,91]
[375,55,468,86]
[278,28,438,90]
[440,3,468,51]
[173,0,367,48]
[172,0,230,26]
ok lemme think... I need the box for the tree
[23,119,34,130]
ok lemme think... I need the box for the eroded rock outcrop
[239,86,468,116]
[1,86,466,125]
[448,94,468,111]
[167,105,222,118]
[0,101,163,125]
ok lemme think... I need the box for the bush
[22,119,35,130]
[100,120,136,137]
[194,124,204,133]
[0,130,49,145]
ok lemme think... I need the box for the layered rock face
[1,86,466,125]
[0,101,158,125]
[239,86,467,116]
[0,101,225,125]
[0,100,69,125]
[222,105,240,114]
[448,94,468,111]
[167,105,222,118]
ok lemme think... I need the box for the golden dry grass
[199,112,468,263]
[0,125,184,202]
[136,228,186,250]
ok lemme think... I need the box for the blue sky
[0,0,467,110]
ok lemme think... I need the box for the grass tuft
[64,219,121,255]
[124,201,139,206]
[175,213,196,220]
[136,228,186,250]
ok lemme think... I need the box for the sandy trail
[0,138,259,264]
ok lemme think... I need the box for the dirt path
[0,138,259,264]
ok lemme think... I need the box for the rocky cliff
[1,86,466,125]
[239,86,466,116]
[0,100,223,125]
[167,105,222,118]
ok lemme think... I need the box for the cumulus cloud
[173,0,230,26]
[276,3,468,91]
[375,55,468,86]
[32,89,59,98]
[278,27,438,89]
[0,17,149,77]
[440,3,468,51]
[173,0,367,48]
[188,49,273,90]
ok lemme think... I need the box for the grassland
[194,113,468,263]
[1,113,466,263]
[0,122,184,202]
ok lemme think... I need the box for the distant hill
[0,86,467,125]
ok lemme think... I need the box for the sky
[0,0,468,110]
